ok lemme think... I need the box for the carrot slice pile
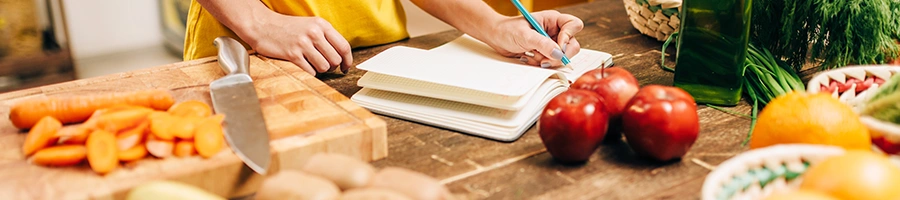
[13,90,229,175]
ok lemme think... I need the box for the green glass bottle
[673,0,752,106]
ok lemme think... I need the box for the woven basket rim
[806,65,900,93]
[700,144,845,200]
[805,65,900,141]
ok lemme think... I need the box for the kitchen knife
[210,36,271,175]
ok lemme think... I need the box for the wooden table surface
[319,0,760,199]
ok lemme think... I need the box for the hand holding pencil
[472,3,584,69]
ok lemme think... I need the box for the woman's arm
[410,0,584,67]
[195,0,352,75]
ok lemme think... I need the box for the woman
[184,0,584,76]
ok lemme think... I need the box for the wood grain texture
[0,55,386,199]
[316,0,828,199]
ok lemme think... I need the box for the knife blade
[210,36,271,175]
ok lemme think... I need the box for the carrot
[118,143,148,162]
[8,89,176,129]
[56,124,90,145]
[150,113,175,140]
[117,120,149,151]
[95,107,153,133]
[208,114,225,124]
[31,144,87,167]
[194,116,225,158]
[168,100,212,118]
[22,116,63,156]
[146,134,174,158]
[86,129,118,174]
[170,116,199,140]
[174,140,197,157]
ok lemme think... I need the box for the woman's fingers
[301,40,331,73]
[519,50,547,67]
[321,22,354,73]
[554,15,583,47]
[521,32,566,64]
[290,56,317,76]
[564,37,581,58]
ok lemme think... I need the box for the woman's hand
[483,10,584,68]
[240,13,353,76]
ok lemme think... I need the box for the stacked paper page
[351,35,613,141]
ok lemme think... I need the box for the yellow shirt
[183,0,409,61]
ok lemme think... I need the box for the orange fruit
[764,190,838,200]
[749,92,871,150]
[799,150,900,200]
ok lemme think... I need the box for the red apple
[621,85,699,162]
[538,89,610,163]
[571,67,640,118]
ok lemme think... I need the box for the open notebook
[350,35,613,141]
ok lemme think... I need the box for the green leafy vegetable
[862,74,900,124]
[751,0,900,70]
[742,42,806,106]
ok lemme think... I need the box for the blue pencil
[510,0,572,66]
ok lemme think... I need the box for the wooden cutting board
[0,55,387,199]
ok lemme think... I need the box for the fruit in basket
[764,190,838,200]
[539,89,610,163]
[571,67,640,119]
[621,85,699,162]
[749,92,871,150]
[799,150,900,200]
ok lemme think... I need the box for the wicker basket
[623,0,681,41]
[700,145,847,200]
[806,65,900,158]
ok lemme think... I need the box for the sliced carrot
[56,125,90,145]
[173,140,197,157]
[195,117,225,158]
[170,116,199,140]
[168,100,212,118]
[95,107,153,133]
[86,129,118,174]
[116,120,149,151]
[150,113,175,140]
[8,89,175,129]
[118,143,148,162]
[22,116,63,156]
[146,134,174,158]
[31,144,87,166]
[207,114,225,124]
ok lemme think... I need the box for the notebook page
[356,46,558,97]
[352,78,565,129]
[429,34,614,83]
[358,72,545,110]
[351,78,567,141]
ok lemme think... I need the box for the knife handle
[213,36,250,75]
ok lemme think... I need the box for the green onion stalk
[661,35,805,145]
[740,42,806,145]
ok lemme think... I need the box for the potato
[340,188,412,200]
[302,153,376,190]
[368,167,452,200]
[125,180,225,200]
[255,170,341,200]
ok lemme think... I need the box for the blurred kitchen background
[0,0,588,92]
